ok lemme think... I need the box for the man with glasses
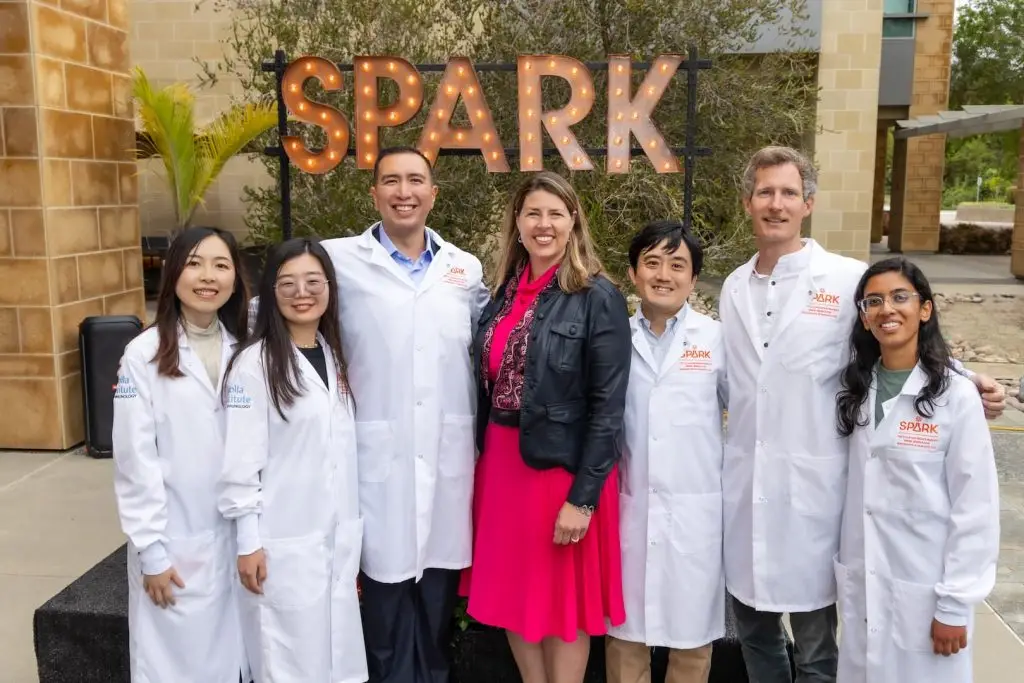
[321,147,489,683]
[718,146,1005,683]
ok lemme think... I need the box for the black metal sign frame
[261,47,712,242]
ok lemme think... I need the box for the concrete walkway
[1,439,1023,682]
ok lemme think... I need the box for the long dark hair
[223,238,349,420]
[151,226,249,377]
[836,257,951,436]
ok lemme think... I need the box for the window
[882,18,916,37]
[884,0,916,12]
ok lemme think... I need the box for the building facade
[0,0,953,449]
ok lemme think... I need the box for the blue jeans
[730,594,838,683]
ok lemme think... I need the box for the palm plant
[131,66,279,232]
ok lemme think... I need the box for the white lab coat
[719,239,866,612]
[608,306,728,649]
[218,337,366,683]
[322,226,489,583]
[112,325,248,683]
[835,364,1000,683]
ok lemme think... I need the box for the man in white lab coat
[606,220,727,683]
[718,145,1006,683]
[321,147,490,683]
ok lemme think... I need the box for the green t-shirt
[875,363,913,426]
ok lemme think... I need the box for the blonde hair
[491,171,605,296]
[741,146,818,201]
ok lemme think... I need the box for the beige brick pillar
[1011,122,1024,279]
[0,0,144,450]
[888,0,954,252]
[871,122,889,244]
[809,0,883,261]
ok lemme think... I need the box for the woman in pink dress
[460,171,631,683]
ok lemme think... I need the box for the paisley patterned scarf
[480,267,556,411]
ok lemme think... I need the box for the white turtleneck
[182,316,223,387]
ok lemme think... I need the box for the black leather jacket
[473,273,632,509]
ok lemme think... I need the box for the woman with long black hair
[112,226,250,682]
[833,257,999,683]
[218,238,366,683]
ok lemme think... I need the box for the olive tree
[199,0,817,283]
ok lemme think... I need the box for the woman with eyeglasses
[833,257,1000,683]
[218,238,367,683]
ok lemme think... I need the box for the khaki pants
[605,636,712,683]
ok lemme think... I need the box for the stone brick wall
[0,0,144,449]
[889,0,953,252]
[809,0,883,261]
[129,0,272,240]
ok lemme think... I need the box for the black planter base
[34,545,795,683]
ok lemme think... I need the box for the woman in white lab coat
[218,237,367,683]
[112,226,251,683]
[833,257,1000,683]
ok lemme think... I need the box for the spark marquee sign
[280,54,695,176]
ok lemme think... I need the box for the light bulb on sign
[328,151,337,160]
[387,61,395,72]
[364,153,373,163]
[305,62,313,72]
[364,133,372,142]
[363,86,371,95]
[290,84,299,93]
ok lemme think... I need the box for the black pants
[360,568,461,683]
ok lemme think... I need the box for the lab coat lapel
[294,332,330,395]
[216,327,237,393]
[657,306,693,380]
[416,229,457,294]
[728,255,763,358]
[357,224,418,289]
[629,313,658,375]
[869,362,927,450]
[768,241,829,345]
[177,327,216,396]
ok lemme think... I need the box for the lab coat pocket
[891,578,939,652]
[881,448,947,513]
[439,414,476,476]
[667,380,718,425]
[789,453,846,518]
[355,420,395,483]
[262,532,331,610]
[164,530,222,600]
[780,330,843,378]
[669,492,722,554]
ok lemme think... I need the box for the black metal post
[262,50,292,241]
[683,45,713,230]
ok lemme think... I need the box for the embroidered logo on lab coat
[679,347,713,372]
[226,383,253,409]
[896,416,940,450]
[803,288,841,319]
[113,374,137,399]
[442,265,468,287]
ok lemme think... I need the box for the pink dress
[459,264,626,643]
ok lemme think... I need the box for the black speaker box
[79,315,143,458]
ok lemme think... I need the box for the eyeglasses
[856,290,921,313]
[275,279,329,299]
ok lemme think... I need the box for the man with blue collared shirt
[322,147,488,683]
